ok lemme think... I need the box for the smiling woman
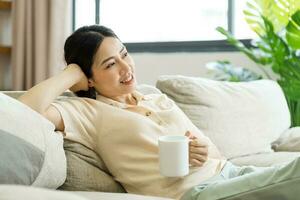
[63,25,135,100]
[17,24,224,199]
[87,37,136,102]
[16,24,300,200]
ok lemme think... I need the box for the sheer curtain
[12,0,72,90]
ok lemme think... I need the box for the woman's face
[88,37,136,98]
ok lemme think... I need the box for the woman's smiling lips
[120,74,134,85]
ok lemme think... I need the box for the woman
[19,25,300,200]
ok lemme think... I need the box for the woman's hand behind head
[65,64,89,92]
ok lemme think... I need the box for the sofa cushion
[156,75,291,159]
[58,139,125,193]
[0,92,66,188]
[0,185,173,200]
[0,185,87,200]
[272,127,300,152]
[0,129,44,184]
[74,191,174,200]
[229,152,300,167]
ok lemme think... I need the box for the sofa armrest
[272,127,300,152]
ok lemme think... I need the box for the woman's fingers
[185,131,197,139]
[189,139,208,167]
[67,64,89,92]
[189,153,207,162]
[189,158,204,167]
[185,130,209,167]
[189,146,208,156]
[189,154,207,167]
[189,139,207,147]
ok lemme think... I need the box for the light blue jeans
[181,157,300,200]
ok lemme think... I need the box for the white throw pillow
[0,92,66,188]
[272,127,300,152]
[156,75,291,159]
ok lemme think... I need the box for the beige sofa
[0,75,299,200]
[156,75,300,167]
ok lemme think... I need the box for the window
[232,0,256,39]
[100,0,228,42]
[73,0,254,52]
[74,0,95,29]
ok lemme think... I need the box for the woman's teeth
[121,75,132,83]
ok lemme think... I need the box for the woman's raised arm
[18,64,88,131]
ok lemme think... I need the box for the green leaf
[243,10,257,17]
[216,27,263,64]
[246,1,261,13]
[255,41,272,53]
[244,1,265,34]
[286,10,300,49]
[260,16,290,67]
[244,0,300,33]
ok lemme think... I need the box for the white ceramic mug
[158,135,189,177]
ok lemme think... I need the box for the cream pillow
[0,92,66,188]
[156,75,291,159]
[272,127,300,152]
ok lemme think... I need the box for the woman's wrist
[64,64,89,92]
[64,64,83,80]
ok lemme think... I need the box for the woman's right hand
[185,131,208,167]
[65,64,89,92]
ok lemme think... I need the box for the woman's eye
[123,52,128,58]
[106,62,115,69]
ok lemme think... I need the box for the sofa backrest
[156,75,291,159]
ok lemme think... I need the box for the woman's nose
[119,60,131,75]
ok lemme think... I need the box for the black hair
[64,25,118,99]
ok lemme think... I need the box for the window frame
[72,0,251,52]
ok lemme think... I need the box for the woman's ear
[88,79,95,87]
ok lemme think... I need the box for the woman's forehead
[97,37,123,59]
[92,37,123,67]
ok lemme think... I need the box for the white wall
[131,51,273,86]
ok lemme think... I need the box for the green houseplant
[217,0,300,127]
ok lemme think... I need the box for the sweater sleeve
[51,97,99,150]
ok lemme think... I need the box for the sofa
[0,75,299,200]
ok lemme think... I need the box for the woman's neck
[112,93,137,105]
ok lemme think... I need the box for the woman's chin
[124,82,137,93]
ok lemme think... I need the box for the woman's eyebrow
[100,46,125,66]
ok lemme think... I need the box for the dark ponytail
[64,25,118,99]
